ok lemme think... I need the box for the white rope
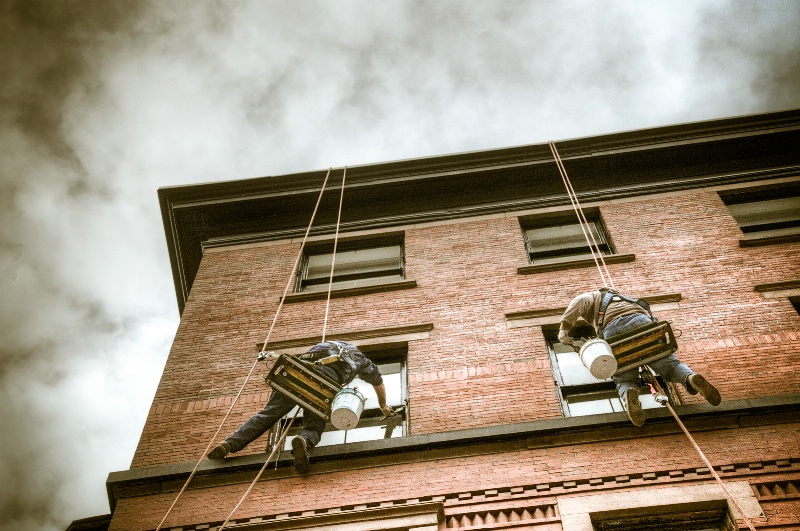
[548,141,615,290]
[647,370,758,531]
[321,167,347,342]
[155,168,334,531]
[217,409,300,530]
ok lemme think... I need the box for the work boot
[207,441,230,460]
[687,374,721,406]
[292,436,310,474]
[625,388,645,427]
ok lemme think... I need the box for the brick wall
[121,185,800,530]
[133,188,799,468]
[114,423,800,530]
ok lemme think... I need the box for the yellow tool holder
[265,354,342,420]
[607,320,678,375]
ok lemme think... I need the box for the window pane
[525,222,603,253]
[566,389,663,417]
[350,371,403,409]
[555,351,606,386]
[727,197,800,229]
[305,245,402,281]
[567,394,617,416]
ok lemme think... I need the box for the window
[720,185,800,244]
[791,296,800,316]
[296,235,404,293]
[270,344,408,450]
[544,326,662,417]
[522,212,614,264]
[591,501,736,531]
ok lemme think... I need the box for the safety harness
[299,340,358,371]
[596,289,653,335]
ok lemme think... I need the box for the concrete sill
[739,230,800,247]
[282,279,417,303]
[517,254,636,275]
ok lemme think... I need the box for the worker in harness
[208,341,394,472]
[558,288,721,426]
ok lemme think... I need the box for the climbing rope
[646,371,758,531]
[217,410,300,530]
[321,166,347,342]
[155,168,334,531]
[548,141,615,290]
[550,142,755,529]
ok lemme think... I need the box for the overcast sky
[1,1,799,529]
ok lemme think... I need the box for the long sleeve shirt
[560,290,648,335]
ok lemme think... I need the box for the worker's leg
[647,354,693,389]
[603,314,653,426]
[225,391,296,453]
[291,409,326,473]
[297,409,326,449]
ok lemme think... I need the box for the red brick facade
[106,113,800,530]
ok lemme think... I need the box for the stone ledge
[517,253,635,275]
[107,395,800,510]
[256,322,434,352]
[282,279,417,304]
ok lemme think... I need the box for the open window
[543,326,663,417]
[269,344,408,450]
[720,184,800,246]
[296,235,404,293]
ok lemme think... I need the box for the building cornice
[158,109,800,314]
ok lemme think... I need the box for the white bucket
[579,338,617,379]
[330,387,366,430]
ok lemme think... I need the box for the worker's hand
[380,405,396,417]
[558,329,574,345]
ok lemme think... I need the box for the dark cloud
[1,1,799,529]
[696,1,800,114]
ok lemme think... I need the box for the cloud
[1,1,799,528]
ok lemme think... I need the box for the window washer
[208,340,394,473]
[558,287,721,426]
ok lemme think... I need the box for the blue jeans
[225,365,339,453]
[603,313,693,400]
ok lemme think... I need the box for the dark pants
[225,364,339,453]
[603,313,693,400]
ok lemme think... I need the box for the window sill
[256,322,434,352]
[739,230,800,247]
[283,279,417,303]
[505,293,682,328]
[517,253,635,275]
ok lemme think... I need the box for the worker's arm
[372,383,395,416]
[558,291,596,344]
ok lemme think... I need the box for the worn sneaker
[207,441,230,460]
[625,388,645,427]
[292,436,310,474]
[687,374,721,406]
